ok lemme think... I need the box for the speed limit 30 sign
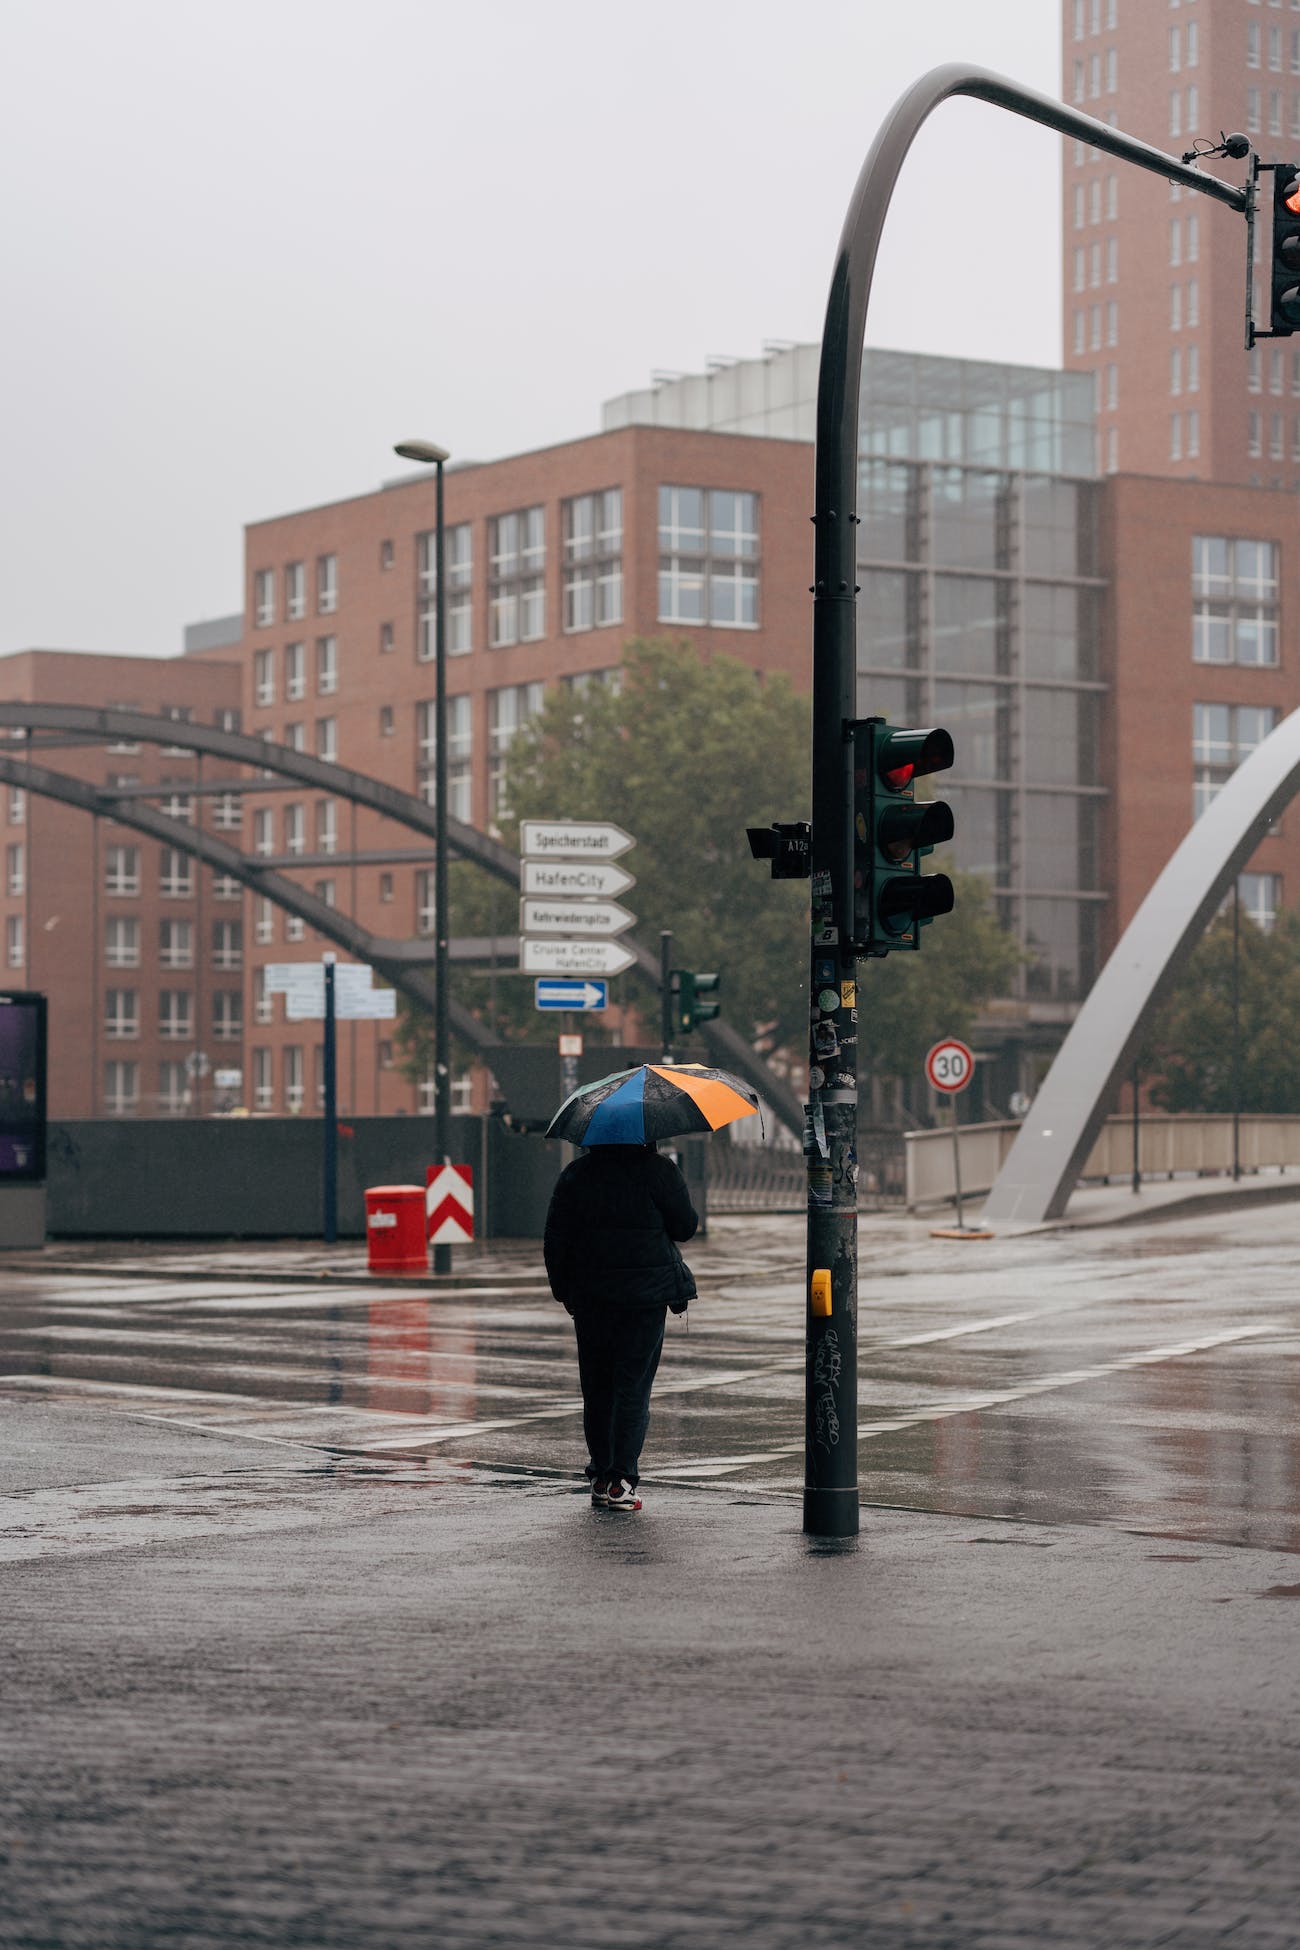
[925,1037,974,1094]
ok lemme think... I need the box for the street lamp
[394,437,454,1271]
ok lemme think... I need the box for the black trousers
[571,1302,667,1487]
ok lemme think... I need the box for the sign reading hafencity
[520,938,637,977]
[520,820,634,860]
[520,860,636,899]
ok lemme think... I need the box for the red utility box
[364,1185,429,1275]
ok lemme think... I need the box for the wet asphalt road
[3,1205,1300,1947]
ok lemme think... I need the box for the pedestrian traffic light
[849,719,955,955]
[672,970,721,1033]
[1271,166,1300,333]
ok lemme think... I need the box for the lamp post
[394,437,453,1270]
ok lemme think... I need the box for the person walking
[544,1141,698,1512]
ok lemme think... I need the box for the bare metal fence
[707,1130,907,1213]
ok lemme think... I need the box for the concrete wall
[44,1115,563,1239]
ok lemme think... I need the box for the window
[254,569,275,628]
[1170,218,1182,266]
[1170,413,1183,461]
[285,913,306,943]
[159,847,192,898]
[159,1061,188,1116]
[1238,873,1282,931]
[105,989,139,1039]
[253,1048,273,1111]
[7,915,23,969]
[1249,345,1263,392]
[316,553,338,614]
[215,706,242,735]
[255,897,274,944]
[1074,183,1085,228]
[313,878,336,909]
[1271,87,1284,134]
[1249,410,1263,456]
[212,873,241,901]
[159,990,193,1041]
[1188,409,1200,457]
[1187,84,1198,131]
[6,841,23,896]
[212,991,242,1042]
[1248,86,1262,131]
[283,721,305,753]
[105,917,139,968]
[284,641,305,700]
[105,844,139,896]
[488,683,545,820]
[563,489,623,632]
[1171,284,1183,330]
[1090,51,1101,96]
[1273,410,1286,458]
[1074,246,1086,293]
[285,560,306,620]
[658,486,759,628]
[212,919,242,970]
[1090,241,1101,287]
[8,785,24,824]
[380,621,395,654]
[379,704,395,737]
[1249,20,1262,65]
[1171,346,1183,394]
[315,717,337,763]
[253,808,274,857]
[1170,22,1181,66]
[316,800,337,855]
[416,696,472,819]
[284,1045,304,1113]
[254,968,272,1025]
[1106,426,1119,472]
[1273,346,1286,393]
[1187,19,1198,65]
[104,1060,139,1115]
[160,782,193,824]
[1105,46,1117,91]
[284,804,305,856]
[1272,22,1284,66]
[1106,300,1118,345]
[1193,702,1279,815]
[213,791,242,831]
[1107,362,1118,410]
[1192,537,1280,665]
[417,523,473,658]
[1089,178,1102,224]
[1073,0,1083,39]
[1073,309,1086,354]
[488,507,545,646]
[1106,174,1117,220]
[162,708,192,757]
[254,648,274,707]
[380,538,395,570]
[1188,344,1200,391]
[1072,58,1085,103]
[316,635,337,695]
[379,872,394,903]
[1169,89,1181,136]
[160,918,193,969]
[1106,237,1118,283]
[416,869,435,937]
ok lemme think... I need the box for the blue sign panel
[534,979,608,1012]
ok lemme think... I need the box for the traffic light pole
[804,63,1249,1539]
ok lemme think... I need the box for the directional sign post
[518,821,637,989]
[535,979,608,1013]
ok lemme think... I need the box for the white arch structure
[983,704,1300,1226]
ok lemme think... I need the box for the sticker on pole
[426,1163,474,1245]
[925,1037,974,1094]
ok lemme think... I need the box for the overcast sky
[0,0,1059,659]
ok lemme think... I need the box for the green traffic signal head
[875,871,955,937]
[876,798,955,865]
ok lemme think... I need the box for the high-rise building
[1060,0,1300,485]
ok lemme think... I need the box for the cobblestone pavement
[3,1205,1300,1947]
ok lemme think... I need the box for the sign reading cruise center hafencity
[518,821,637,998]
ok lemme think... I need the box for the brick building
[1062,0,1300,485]
[0,650,243,1117]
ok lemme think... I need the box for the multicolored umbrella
[545,1062,762,1147]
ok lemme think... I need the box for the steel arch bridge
[983,704,1300,1226]
[0,702,802,1131]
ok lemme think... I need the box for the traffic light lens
[1286,178,1300,214]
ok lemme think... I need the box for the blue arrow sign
[534,978,608,1012]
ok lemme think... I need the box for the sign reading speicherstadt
[520,820,634,860]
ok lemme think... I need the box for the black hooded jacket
[543,1145,699,1313]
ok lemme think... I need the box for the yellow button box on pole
[810,1269,833,1317]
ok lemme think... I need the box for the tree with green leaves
[1140,906,1300,1112]
[397,637,1023,1094]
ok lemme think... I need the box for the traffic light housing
[850,719,956,955]
[1271,165,1300,334]
[672,969,721,1033]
